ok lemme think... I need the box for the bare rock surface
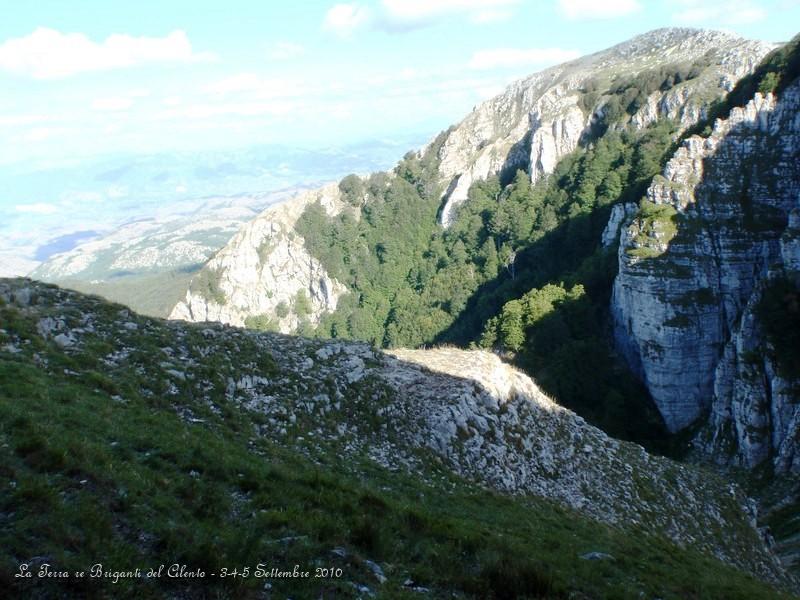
[170,183,351,332]
[612,80,800,475]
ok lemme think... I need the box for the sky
[1,0,799,168]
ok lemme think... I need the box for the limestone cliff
[169,183,350,332]
[172,29,773,331]
[612,80,800,475]
[433,28,772,227]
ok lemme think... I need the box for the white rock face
[703,204,800,475]
[529,98,586,183]
[169,183,350,332]
[611,80,800,475]
[601,202,638,247]
[433,28,773,227]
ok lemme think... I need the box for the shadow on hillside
[435,71,800,460]
[437,209,612,345]
[429,202,680,456]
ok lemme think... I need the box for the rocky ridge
[611,79,800,475]
[432,28,773,227]
[169,183,353,332]
[0,278,792,587]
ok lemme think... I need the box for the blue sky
[1,0,799,167]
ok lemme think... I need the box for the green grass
[57,268,198,318]
[626,200,679,259]
[244,313,279,332]
[0,288,794,599]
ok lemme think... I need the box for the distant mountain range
[11,135,429,312]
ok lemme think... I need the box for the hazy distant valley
[2,136,428,314]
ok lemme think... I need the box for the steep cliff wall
[612,81,800,474]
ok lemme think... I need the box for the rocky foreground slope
[0,278,793,595]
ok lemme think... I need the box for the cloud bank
[0,28,215,79]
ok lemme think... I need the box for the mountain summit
[432,28,773,226]
[170,28,773,333]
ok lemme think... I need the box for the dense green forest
[292,40,800,453]
[295,120,676,451]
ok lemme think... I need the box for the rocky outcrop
[700,204,800,473]
[612,81,800,474]
[0,277,790,585]
[169,183,350,332]
[432,28,773,227]
[601,202,638,247]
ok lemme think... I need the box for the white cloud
[106,185,128,198]
[670,0,767,25]
[323,4,373,36]
[323,0,520,34]
[469,9,515,23]
[162,96,182,106]
[60,191,105,205]
[21,127,68,142]
[15,202,60,214]
[381,0,519,28]
[398,67,418,80]
[469,47,581,70]
[205,73,264,95]
[91,97,134,112]
[0,28,215,79]
[557,0,640,20]
[267,41,305,60]
[0,114,52,127]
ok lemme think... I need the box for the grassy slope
[56,268,198,319]
[0,280,793,599]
